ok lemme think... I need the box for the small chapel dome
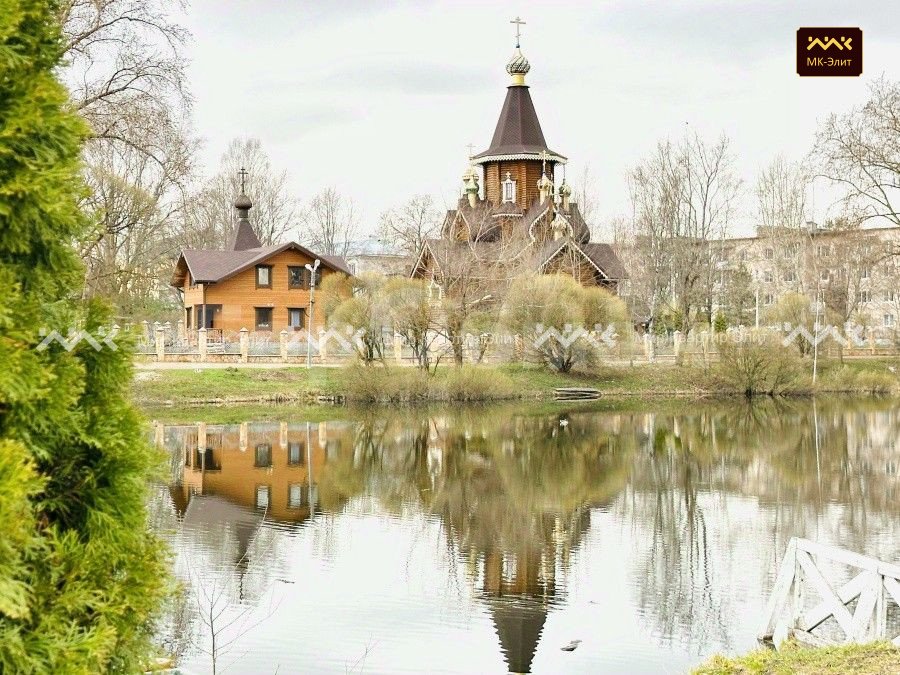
[506,47,531,77]
[234,193,252,211]
[559,181,572,196]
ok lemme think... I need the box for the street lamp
[305,259,320,368]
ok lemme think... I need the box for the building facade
[171,192,350,334]
[713,223,900,338]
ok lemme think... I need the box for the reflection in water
[151,398,900,674]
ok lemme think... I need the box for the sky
[181,0,900,239]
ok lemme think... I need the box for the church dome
[506,47,531,76]
[234,193,252,210]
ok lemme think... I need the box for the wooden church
[411,21,625,293]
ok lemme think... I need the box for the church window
[501,172,516,203]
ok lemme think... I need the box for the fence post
[394,333,403,363]
[177,319,185,341]
[198,327,207,362]
[280,329,289,361]
[155,325,165,361]
[318,328,327,361]
[142,320,150,343]
[673,330,683,363]
[869,327,876,355]
[643,333,654,362]
[514,334,524,361]
[240,327,249,363]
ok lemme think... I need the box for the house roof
[472,85,566,164]
[171,242,351,286]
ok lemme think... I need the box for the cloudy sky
[181,0,900,238]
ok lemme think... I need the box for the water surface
[149,398,900,674]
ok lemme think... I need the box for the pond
[148,397,900,674]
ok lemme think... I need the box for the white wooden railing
[759,537,900,647]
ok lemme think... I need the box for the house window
[860,290,871,304]
[288,307,306,331]
[817,244,830,257]
[884,290,896,303]
[501,172,516,204]
[764,248,774,260]
[860,267,870,280]
[256,485,270,510]
[885,314,896,328]
[288,441,305,466]
[255,307,273,331]
[787,243,800,256]
[255,443,272,467]
[185,307,192,329]
[784,270,796,283]
[763,293,774,306]
[288,483,306,509]
[256,264,272,288]
[288,266,305,289]
[820,269,830,282]
[764,270,774,283]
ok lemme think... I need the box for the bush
[440,366,517,401]
[715,332,804,395]
[504,274,628,373]
[820,366,897,394]
[342,365,518,402]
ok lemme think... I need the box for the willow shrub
[0,2,167,671]
[504,274,629,373]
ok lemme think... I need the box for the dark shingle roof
[537,240,626,280]
[171,243,351,286]
[229,217,262,250]
[472,85,565,161]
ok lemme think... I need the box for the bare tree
[753,157,812,294]
[812,77,900,241]
[182,138,299,249]
[303,187,359,257]
[627,133,741,331]
[59,0,191,165]
[79,125,192,314]
[574,164,601,238]
[377,195,440,259]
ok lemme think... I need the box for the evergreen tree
[0,1,167,672]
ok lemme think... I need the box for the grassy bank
[131,358,900,407]
[693,640,900,674]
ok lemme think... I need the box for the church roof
[537,239,627,280]
[230,216,262,250]
[411,236,625,282]
[472,85,566,164]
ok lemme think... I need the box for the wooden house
[170,193,350,333]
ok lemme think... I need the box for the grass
[130,357,900,407]
[693,640,900,674]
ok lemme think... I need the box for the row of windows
[759,268,881,284]
[253,442,308,467]
[254,306,307,331]
[255,483,316,510]
[255,264,322,290]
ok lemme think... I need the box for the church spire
[506,16,531,86]
[229,166,262,251]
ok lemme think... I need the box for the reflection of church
[412,19,625,293]
[418,413,601,674]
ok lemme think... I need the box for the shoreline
[132,360,900,409]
